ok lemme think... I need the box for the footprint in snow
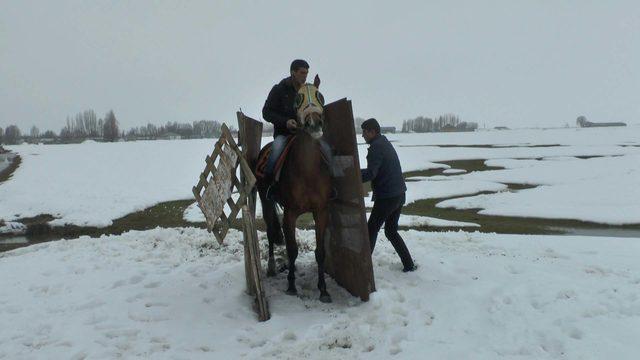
[144,302,169,308]
[144,281,162,289]
[129,274,145,284]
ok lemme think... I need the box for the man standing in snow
[361,118,416,272]
[262,59,320,199]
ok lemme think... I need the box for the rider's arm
[262,85,289,130]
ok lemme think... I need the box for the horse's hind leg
[283,209,299,295]
[314,208,332,303]
[258,184,280,276]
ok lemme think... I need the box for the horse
[255,84,334,303]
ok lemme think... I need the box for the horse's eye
[315,91,324,106]
[295,93,304,109]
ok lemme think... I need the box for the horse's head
[294,84,325,139]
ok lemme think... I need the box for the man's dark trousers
[368,193,414,269]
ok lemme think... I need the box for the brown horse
[256,84,333,303]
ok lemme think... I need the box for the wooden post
[237,112,269,321]
[243,205,270,321]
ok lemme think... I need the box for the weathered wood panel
[323,98,375,301]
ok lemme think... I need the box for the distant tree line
[402,114,478,132]
[1,125,22,145]
[124,119,225,140]
[347,114,478,135]
[0,108,229,145]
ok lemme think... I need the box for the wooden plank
[322,98,375,301]
[237,112,261,214]
[243,205,270,321]
[237,113,269,321]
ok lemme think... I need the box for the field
[1,126,639,358]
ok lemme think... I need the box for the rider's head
[361,118,381,144]
[290,59,309,88]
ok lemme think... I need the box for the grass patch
[402,193,640,235]
[575,155,622,160]
[404,159,505,180]
[0,155,21,184]
[4,152,638,252]
[399,144,564,148]
[5,200,200,242]
[504,183,537,191]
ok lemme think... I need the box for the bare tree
[30,125,40,139]
[42,130,57,139]
[354,117,366,134]
[576,116,588,127]
[103,110,119,142]
[3,125,22,145]
[0,127,3,144]
[98,118,104,137]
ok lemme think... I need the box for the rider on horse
[262,59,330,200]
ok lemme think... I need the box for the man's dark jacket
[262,77,297,138]
[361,135,407,201]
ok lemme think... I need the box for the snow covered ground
[0,139,216,227]
[1,126,639,359]
[437,154,640,224]
[182,201,479,228]
[0,152,16,173]
[1,227,639,359]
[0,221,26,235]
[1,126,639,226]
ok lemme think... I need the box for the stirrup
[266,183,279,201]
[329,187,338,201]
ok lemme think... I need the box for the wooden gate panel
[323,98,375,301]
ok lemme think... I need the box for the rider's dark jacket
[361,134,407,201]
[262,77,298,138]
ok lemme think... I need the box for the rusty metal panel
[323,98,375,301]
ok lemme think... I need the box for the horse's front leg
[283,209,299,295]
[314,208,331,303]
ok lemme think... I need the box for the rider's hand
[313,74,321,88]
[286,119,298,131]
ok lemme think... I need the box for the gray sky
[1,0,639,132]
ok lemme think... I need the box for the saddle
[255,136,298,181]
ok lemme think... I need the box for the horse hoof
[278,263,296,273]
[319,294,332,303]
[286,289,298,296]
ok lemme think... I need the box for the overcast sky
[1,0,639,132]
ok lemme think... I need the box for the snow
[364,179,507,208]
[185,202,478,228]
[1,227,639,359]
[1,126,640,358]
[0,140,219,226]
[442,168,466,174]
[0,152,16,173]
[438,154,640,224]
[377,213,479,228]
[183,202,208,223]
[1,126,639,227]
[0,221,26,235]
